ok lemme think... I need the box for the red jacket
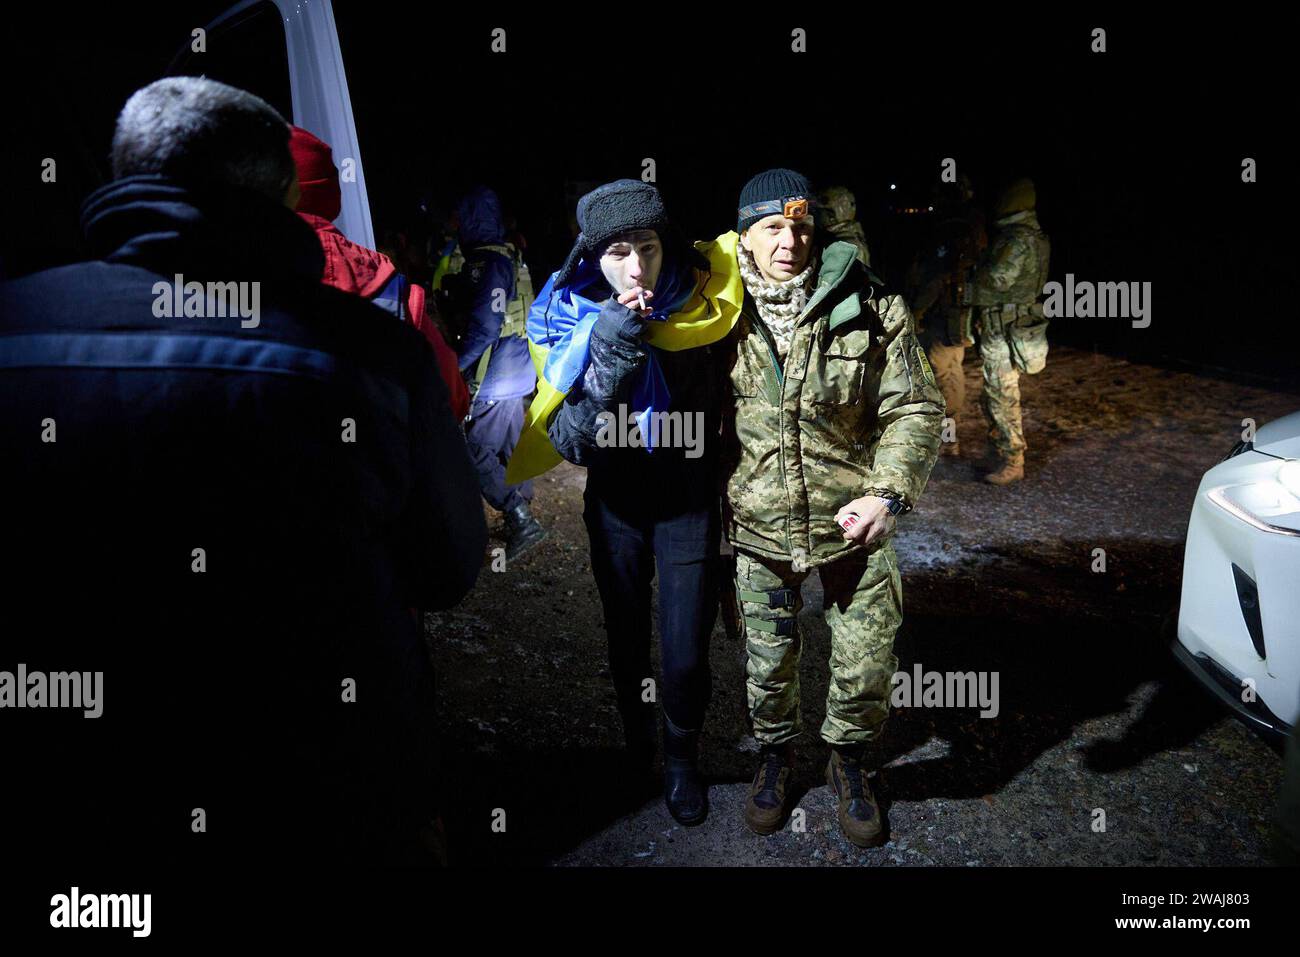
[298,211,469,422]
[289,126,469,422]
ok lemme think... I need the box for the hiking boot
[503,502,547,560]
[663,715,707,826]
[745,743,794,835]
[826,747,885,848]
[984,458,1025,485]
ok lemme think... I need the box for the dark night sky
[3,4,1292,387]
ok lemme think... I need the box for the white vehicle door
[166,0,374,248]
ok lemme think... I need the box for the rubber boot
[503,501,547,560]
[663,714,707,826]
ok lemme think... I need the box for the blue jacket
[0,173,487,866]
[455,186,536,401]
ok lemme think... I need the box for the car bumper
[1169,633,1292,743]
[1173,448,1300,741]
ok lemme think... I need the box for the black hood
[456,185,505,248]
[80,173,325,282]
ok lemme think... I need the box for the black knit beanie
[737,168,818,233]
[556,179,685,288]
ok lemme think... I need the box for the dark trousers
[465,395,532,512]
[582,477,719,731]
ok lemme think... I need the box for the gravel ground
[427,345,1297,866]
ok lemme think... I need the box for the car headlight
[1279,460,1300,499]
[1208,462,1300,536]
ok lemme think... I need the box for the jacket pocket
[810,326,873,407]
[1006,308,1050,374]
[731,345,779,404]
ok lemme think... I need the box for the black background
[1,5,1292,381]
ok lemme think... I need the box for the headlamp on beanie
[738,196,816,223]
[736,168,818,233]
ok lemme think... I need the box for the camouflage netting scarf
[736,242,818,357]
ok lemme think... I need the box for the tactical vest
[941,219,983,334]
[998,225,1052,375]
[472,243,533,338]
[466,243,534,387]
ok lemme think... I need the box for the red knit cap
[288,125,342,221]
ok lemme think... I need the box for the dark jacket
[907,204,987,348]
[0,174,486,866]
[547,279,727,509]
[455,187,535,401]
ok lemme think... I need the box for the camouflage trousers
[735,543,902,747]
[976,304,1026,463]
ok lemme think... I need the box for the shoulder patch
[914,342,936,385]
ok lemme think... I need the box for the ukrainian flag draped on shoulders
[505,231,744,484]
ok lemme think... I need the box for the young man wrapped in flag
[505,179,741,824]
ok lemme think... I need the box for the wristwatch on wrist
[864,488,909,515]
[879,496,906,516]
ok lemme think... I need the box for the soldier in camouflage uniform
[816,185,871,267]
[721,170,944,847]
[969,177,1051,485]
[906,176,986,458]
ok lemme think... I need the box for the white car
[1174,410,1300,742]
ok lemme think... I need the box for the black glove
[591,297,646,347]
[583,298,647,404]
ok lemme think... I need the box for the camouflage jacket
[720,240,945,567]
[970,209,1050,306]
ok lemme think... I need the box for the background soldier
[445,186,546,557]
[816,185,871,267]
[968,177,1051,485]
[907,176,986,458]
